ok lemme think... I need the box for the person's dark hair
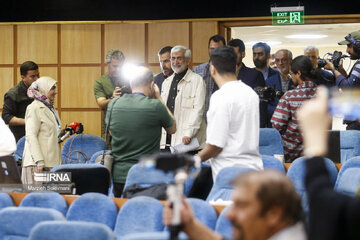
[20,61,38,76]
[233,171,302,224]
[228,39,245,52]
[158,46,172,56]
[210,47,237,75]
[208,35,226,47]
[252,42,271,55]
[291,55,321,81]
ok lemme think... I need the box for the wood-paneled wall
[0,21,217,137]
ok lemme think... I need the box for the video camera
[254,86,284,102]
[318,51,348,68]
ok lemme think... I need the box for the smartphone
[329,87,360,120]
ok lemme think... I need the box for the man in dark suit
[228,39,268,127]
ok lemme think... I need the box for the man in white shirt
[198,47,263,181]
[0,117,16,156]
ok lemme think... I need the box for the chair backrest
[66,192,118,230]
[206,166,254,202]
[121,232,188,240]
[287,157,338,213]
[340,130,360,164]
[52,164,110,195]
[262,155,285,173]
[29,221,116,240]
[14,136,26,161]
[124,163,174,190]
[215,205,233,240]
[89,150,112,163]
[287,157,338,195]
[259,128,284,156]
[0,192,14,209]
[335,156,360,196]
[61,134,107,164]
[187,198,218,230]
[20,192,68,216]
[114,196,164,237]
[0,207,64,240]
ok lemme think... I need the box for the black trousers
[113,183,125,198]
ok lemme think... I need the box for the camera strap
[101,97,120,165]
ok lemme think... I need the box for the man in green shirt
[106,66,176,197]
[94,49,131,137]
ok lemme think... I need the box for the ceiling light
[285,34,328,39]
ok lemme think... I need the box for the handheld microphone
[59,122,84,143]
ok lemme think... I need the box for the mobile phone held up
[329,87,360,121]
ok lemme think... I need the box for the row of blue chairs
[259,129,360,164]
[15,129,360,165]
[14,134,107,164]
[207,156,360,214]
[0,193,231,239]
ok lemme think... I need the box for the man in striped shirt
[271,56,318,162]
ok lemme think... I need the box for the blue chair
[215,205,233,240]
[90,150,112,163]
[262,155,285,173]
[0,207,64,240]
[29,221,116,240]
[186,198,217,230]
[206,166,253,202]
[122,232,188,240]
[340,130,360,164]
[0,193,14,209]
[123,163,174,197]
[14,136,25,161]
[61,134,107,164]
[20,192,68,216]
[124,163,174,189]
[52,164,110,195]
[287,157,338,213]
[66,192,117,230]
[335,156,360,196]
[259,128,284,156]
[114,196,164,237]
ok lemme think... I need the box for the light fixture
[285,34,328,39]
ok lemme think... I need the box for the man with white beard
[160,45,206,152]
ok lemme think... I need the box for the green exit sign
[271,6,305,25]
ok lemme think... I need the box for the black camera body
[254,86,284,102]
[155,153,196,172]
[318,51,344,68]
[119,85,132,96]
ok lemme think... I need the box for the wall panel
[192,21,217,64]
[148,22,189,64]
[61,24,101,64]
[0,68,14,108]
[61,111,101,136]
[149,66,161,76]
[17,25,58,64]
[61,67,101,108]
[0,19,218,137]
[0,26,14,64]
[105,23,145,63]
